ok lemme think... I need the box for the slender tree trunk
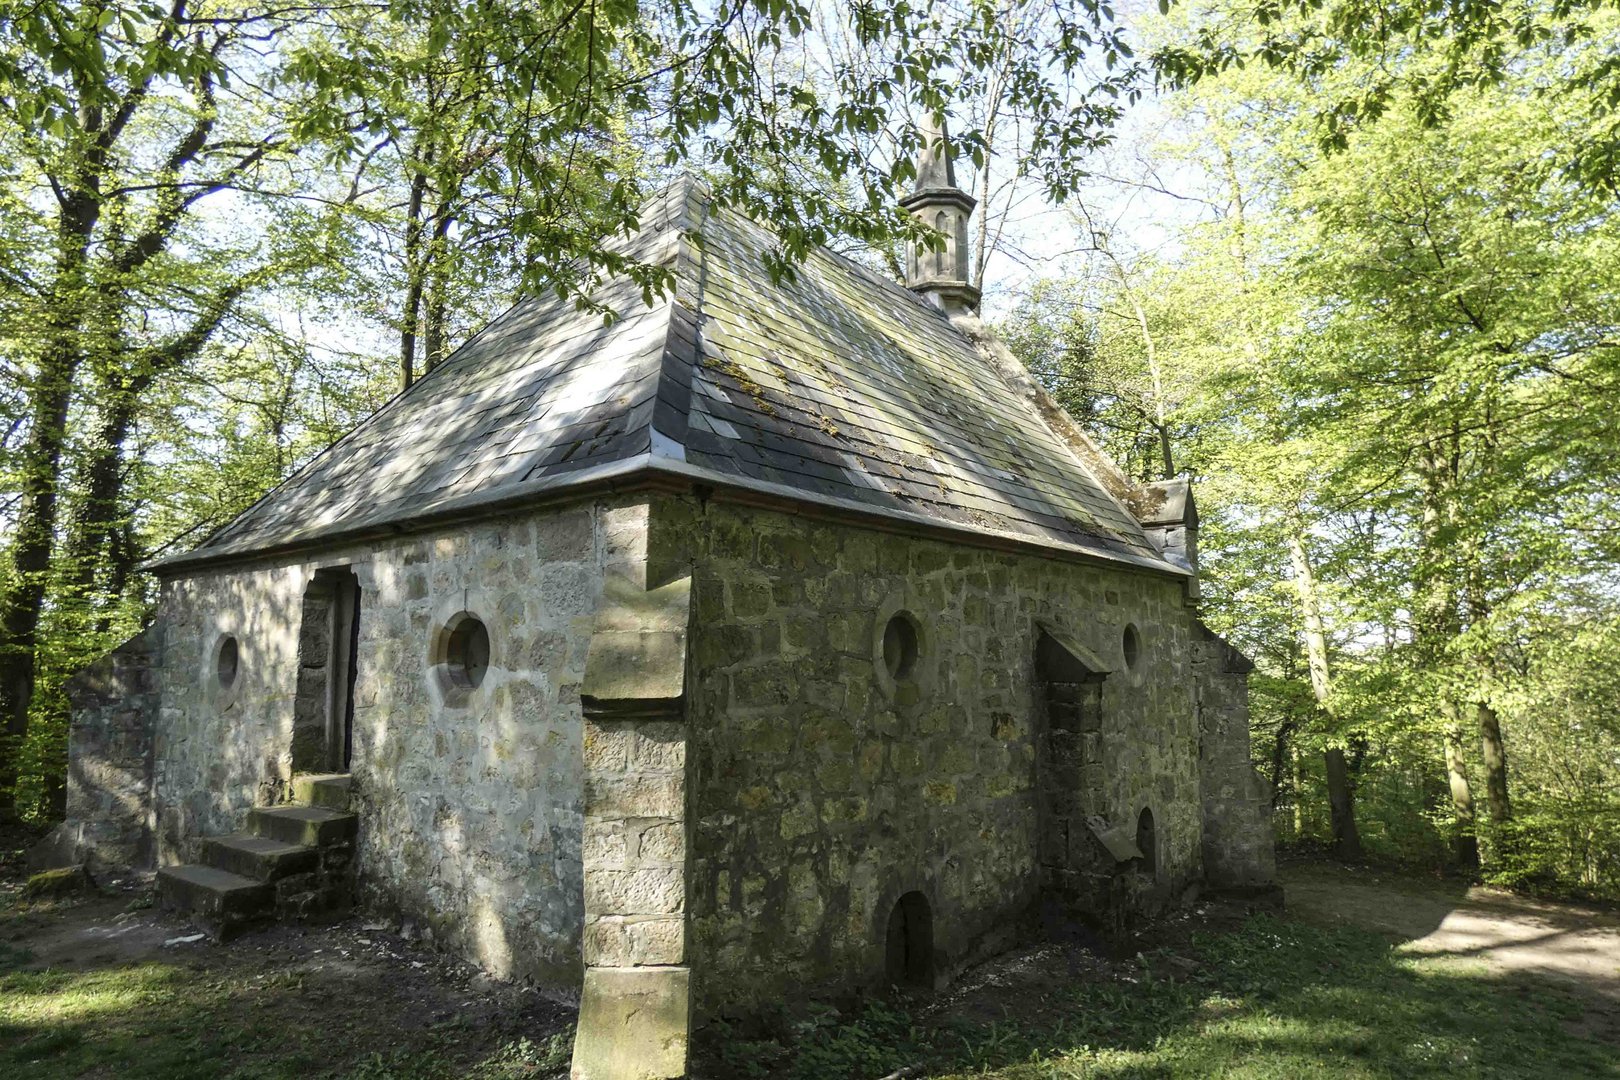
[62,384,139,614]
[399,167,429,390]
[422,204,454,372]
[1269,716,1294,809]
[1463,536,1511,863]
[0,342,78,812]
[1442,703,1480,868]
[1478,703,1510,821]
[1289,531,1363,859]
[1099,249,1175,480]
[1478,701,1511,861]
[97,521,139,637]
[1291,742,1305,837]
[1416,447,1479,867]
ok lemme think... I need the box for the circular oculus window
[1122,623,1142,671]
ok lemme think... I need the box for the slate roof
[165,178,1178,575]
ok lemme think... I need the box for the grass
[3,886,1617,1078]
[699,915,1620,1079]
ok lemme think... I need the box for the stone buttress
[573,569,694,1080]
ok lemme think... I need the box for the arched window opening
[1122,623,1142,671]
[884,891,935,988]
[445,615,491,689]
[882,613,920,682]
[1136,807,1158,880]
[215,635,239,690]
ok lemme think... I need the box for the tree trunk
[399,167,430,390]
[422,203,454,372]
[1442,704,1479,868]
[0,345,77,813]
[1416,446,1479,865]
[1477,701,1511,861]
[1288,531,1363,859]
[1291,742,1305,837]
[1324,747,1363,861]
[0,194,99,813]
[61,383,139,617]
[1269,716,1294,810]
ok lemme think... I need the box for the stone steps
[156,864,274,941]
[249,804,357,847]
[291,772,352,811]
[156,773,356,940]
[198,834,318,882]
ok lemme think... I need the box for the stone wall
[1194,625,1277,890]
[39,625,164,873]
[653,496,1207,1014]
[152,498,650,986]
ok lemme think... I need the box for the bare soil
[0,871,574,1078]
[1280,860,1620,1043]
[7,859,1620,1078]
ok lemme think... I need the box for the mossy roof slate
[167,178,1174,574]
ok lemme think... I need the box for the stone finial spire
[901,113,980,313]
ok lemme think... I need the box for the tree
[0,0,1154,812]
[0,0,345,811]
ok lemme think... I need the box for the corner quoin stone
[570,966,690,1080]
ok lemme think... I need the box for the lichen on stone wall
[655,495,1208,1013]
[152,498,650,988]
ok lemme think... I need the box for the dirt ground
[6,859,1620,1077]
[0,871,575,1078]
[1282,862,1620,997]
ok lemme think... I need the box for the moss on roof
[168,177,1171,574]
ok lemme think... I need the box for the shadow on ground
[4,862,1619,1079]
[0,882,574,1080]
[693,863,1620,1079]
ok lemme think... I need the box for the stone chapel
[46,122,1276,1079]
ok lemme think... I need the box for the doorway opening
[1034,627,1108,898]
[884,891,935,988]
[292,568,362,773]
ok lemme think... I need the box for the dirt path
[1283,861,1620,1034]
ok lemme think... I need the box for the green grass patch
[698,915,1620,1079]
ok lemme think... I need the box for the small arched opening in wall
[445,615,491,689]
[216,635,239,690]
[1136,806,1158,881]
[884,891,935,989]
[882,612,919,682]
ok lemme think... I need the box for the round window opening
[445,616,491,689]
[216,635,240,690]
[883,613,920,681]
[1122,623,1142,671]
